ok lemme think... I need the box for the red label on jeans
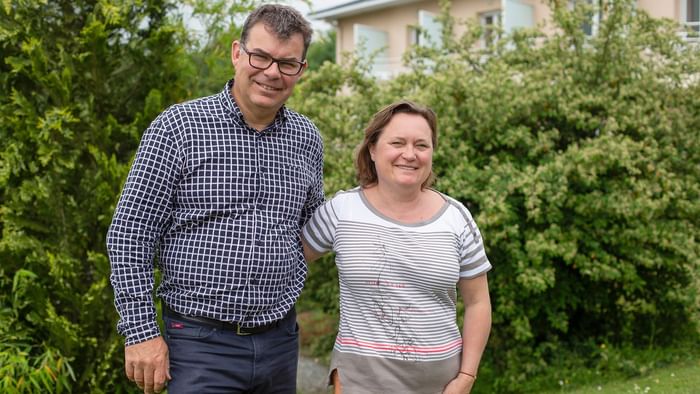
[170,322,185,329]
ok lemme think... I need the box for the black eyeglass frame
[239,43,306,76]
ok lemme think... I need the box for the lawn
[545,358,700,394]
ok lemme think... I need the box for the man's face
[231,23,306,118]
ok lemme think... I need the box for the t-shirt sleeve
[301,197,338,254]
[459,208,492,278]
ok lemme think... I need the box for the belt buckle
[236,323,252,336]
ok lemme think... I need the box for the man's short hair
[240,4,313,59]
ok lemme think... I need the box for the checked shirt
[107,79,324,345]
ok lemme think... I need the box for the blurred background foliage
[1,0,699,392]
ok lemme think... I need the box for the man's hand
[125,336,171,394]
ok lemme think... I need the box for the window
[480,11,501,48]
[409,10,442,47]
[417,10,442,47]
[682,0,700,35]
[569,0,601,36]
[504,0,535,33]
[353,24,390,78]
[480,0,534,49]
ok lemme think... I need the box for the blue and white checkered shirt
[107,80,324,345]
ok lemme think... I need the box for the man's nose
[263,61,283,78]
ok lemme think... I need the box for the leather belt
[162,304,280,335]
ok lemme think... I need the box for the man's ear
[231,40,241,67]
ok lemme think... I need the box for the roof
[310,0,424,21]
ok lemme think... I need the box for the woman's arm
[443,274,492,394]
[301,236,327,262]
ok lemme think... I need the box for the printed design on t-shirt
[369,239,418,361]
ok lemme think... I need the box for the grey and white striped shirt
[302,187,490,392]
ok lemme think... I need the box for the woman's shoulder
[431,190,477,223]
[329,186,362,201]
[310,187,366,225]
[322,186,363,212]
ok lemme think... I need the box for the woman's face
[369,113,434,190]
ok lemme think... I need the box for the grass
[543,358,700,393]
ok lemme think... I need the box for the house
[310,0,699,78]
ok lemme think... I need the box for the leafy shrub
[291,0,700,391]
[0,1,190,391]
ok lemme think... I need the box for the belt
[162,304,281,336]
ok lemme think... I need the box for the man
[106,5,323,393]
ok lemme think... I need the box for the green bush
[292,0,700,391]
[0,1,190,392]
[1,0,698,392]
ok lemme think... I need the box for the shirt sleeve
[301,198,338,254]
[106,112,182,346]
[300,129,325,228]
[458,206,492,278]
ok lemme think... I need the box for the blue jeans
[163,309,298,394]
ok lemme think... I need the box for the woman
[302,101,492,394]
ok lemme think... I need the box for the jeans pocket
[164,316,216,340]
[286,321,300,336]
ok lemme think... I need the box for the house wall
[331,0,683,73]
[638,0,677,20]
[335,0,443,72]
[335,0,557,63]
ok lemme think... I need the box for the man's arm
[298,128,326,265]
[107,114,180,344]
[107,112,181,392]
[300,128,325,227]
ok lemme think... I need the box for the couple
[106,4,491,394]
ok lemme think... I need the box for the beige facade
[312,0,697,78]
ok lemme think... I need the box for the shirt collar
[221,79,288,132]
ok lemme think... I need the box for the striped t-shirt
[302,187,491,393]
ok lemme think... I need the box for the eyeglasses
[239,43,306,76]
